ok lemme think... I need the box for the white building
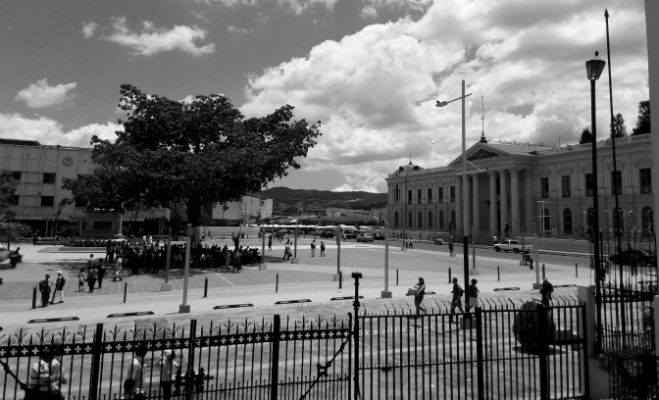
[386,135,654,244]
[211,195,273,224]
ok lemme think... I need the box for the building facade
[386,135,654,244]
[211,195,273,225]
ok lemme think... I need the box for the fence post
[448,267,452,283]
[88,323,104,400]
[32,286,37,309]
[352,271,363,400]
[275,273,279,293]
[538,305,550,400]
[271,314,281,400]
[203,277,208,298]
[396,268,399,286]
[123,281,128,304]
[186,319,197,400]
[497,266,500,282]
[575,263,578,278]
[542,264,546,280]
[475,307,485,400]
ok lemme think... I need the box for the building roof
[0,138,41,146]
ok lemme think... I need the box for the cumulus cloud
[242,0,647,192]
[15,79,77,108]
[105,17,215,56]
[0,112,121,147]
[203,0,337,14]
[82,21,98,38]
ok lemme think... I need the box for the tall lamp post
[586,51,606,354]
[437,80,473,312]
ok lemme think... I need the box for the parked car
[356,234,374,243]
[609,249,653,266]
[319,230,335,238]
[494,239,533,253]
[344,230,359,239]
[372,232,386,240]
[433,237,444,245]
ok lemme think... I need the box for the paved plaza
[0,240,594,331]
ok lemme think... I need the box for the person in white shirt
[158,349,179,400]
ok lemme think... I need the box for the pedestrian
[26,347,67,400]
[158,349,179,400]
[412,277,426,314]
[267,235,273,251]
[125,346,146,399]
[97,260,106,288]
[51,271,65,304]
[283,243,291,260]
[540,278,554,307]
[449,277,464,323]
[38,274,51,308]
[310,240,316,257]
[87,253,95,270]
[467,278,479,309]
[113,254,124,282]
[87,267,97,293]
[409,239,414,250]
[78,268,86,292]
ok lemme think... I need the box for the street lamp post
[586,51,606,353]
[437,80,473,313]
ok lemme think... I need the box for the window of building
[438,187,444,203]
[428,211,433,229]
[642,207,654,236]
[640,168,652,194]
[427,188,432,204]
[408,211,413,228]
[450,210,456,232]
[561,175,571,198]
[394,211,399,228]
[610,170,622,195]
[585,173,594,197]
[417,189,422,204]
[418,211,423,228]
[10,171,21,181]
[43,172,56,184]
[439,210,444,230]
[393,185,399,202]
[408,190,412,204]
[586,207,595,231]
[613,207,624,233]
[450,186,455,203]
[562,208,573,234]
[540,177,549,198]
[8,195,18,206]
[542,208,551,232]
[41,196,54,207]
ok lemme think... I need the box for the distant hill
[260,187,387,214]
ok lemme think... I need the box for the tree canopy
[612,113,626,138]
[632,100,650,135]
[66,84,321,234]
[0,172,30,246]
[578,128,592,144]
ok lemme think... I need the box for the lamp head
[435,100,448,108]
[586,51,605,81]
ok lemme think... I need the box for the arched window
[418,211,423,229]
[394,211,399,228]
[439,211,444,230]
[408,211,413,228]
[542,208,551,232]
[585,207,595,232]
[428,211,433,229]
[642,207,654,236]
[393,185,399,202]
[562,208,572,235]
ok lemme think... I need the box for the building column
[456,178,463,236]
[489,170,497,237]
[464,174,471,237]
[500,169,509,236]
[525,171,534,234]
[510,168,520,236]
[472,173,480,241]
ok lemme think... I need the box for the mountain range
[260,187,387,214]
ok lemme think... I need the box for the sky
[0,0,650,193]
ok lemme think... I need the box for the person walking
[449,277,464,323]
[320,241,326,257]
[467,278,479,309]
[158,349,179,400]
[125,346,147,399]
[97,260,106,288]
[51,271,65,304]
[38,274,51,308]
[540,278,554,307]
[412,277,426,314]
[310,240,316,257]
[78,269,86,292]
[26,347,67,400]
[113,254,124,282]
[267,235,273,251]
[87,267,97,293]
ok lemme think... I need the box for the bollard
[275,273,279,293]
[448,267,452,283]
[123,282,128,304]
[542,264,546,280]
[32,286,37,309]
[396,269,399,286]
[497,265,500,282]
[575,263,578,278]
[203,277,208,298]
[339,271,343,289]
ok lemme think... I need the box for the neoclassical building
[386,134,654,244]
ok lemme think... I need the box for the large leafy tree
[0,172,30,248]
[578,128,592,144]
[632,100,650,135]
[67,84,321,239]
[612,113,626,138]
